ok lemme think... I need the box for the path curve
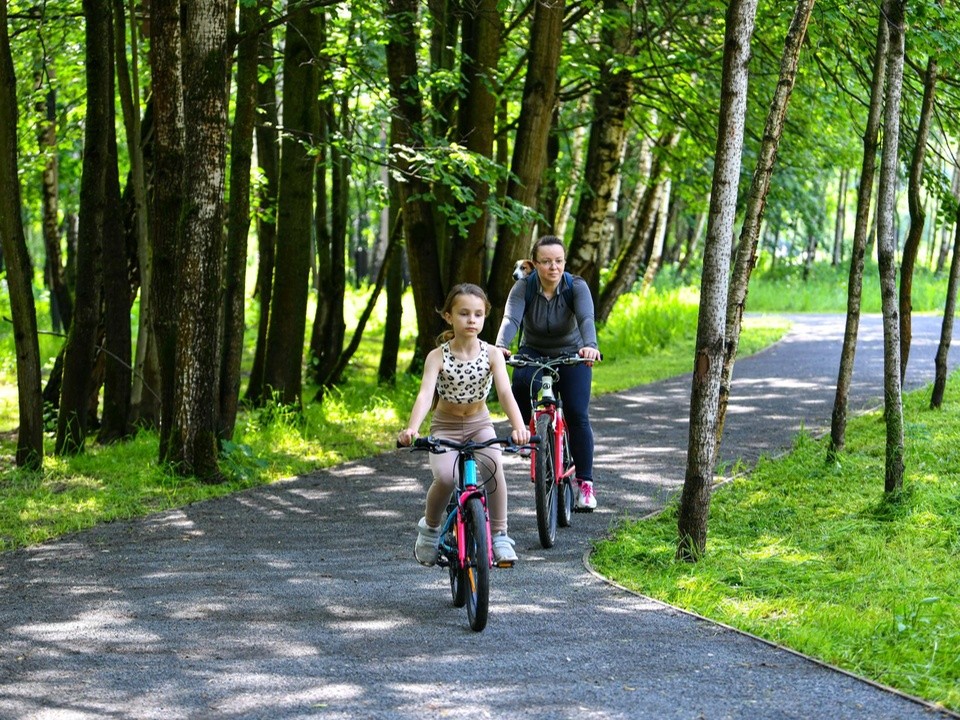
[1,314,958,719]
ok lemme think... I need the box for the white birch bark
[677,0,758,560]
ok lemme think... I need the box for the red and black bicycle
[506,354,593,548]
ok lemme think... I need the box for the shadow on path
[1,314,957,719]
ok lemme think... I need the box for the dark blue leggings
[511,350,595,483]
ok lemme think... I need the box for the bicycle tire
[534,414,558,548]
[558,428,574,528]
[448,526,466,608]
[462,496,490,632]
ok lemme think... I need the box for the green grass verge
[590,375,960,713]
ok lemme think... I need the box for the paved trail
[1,314,958,719]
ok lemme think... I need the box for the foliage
[591,374,960,712]
[745,262,948,313]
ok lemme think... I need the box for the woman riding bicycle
[495,236,601,511]
[398,283,530,567]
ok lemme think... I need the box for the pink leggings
[425,407,509,534]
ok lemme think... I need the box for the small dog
[512,259,535,281]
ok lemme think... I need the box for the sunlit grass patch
[591,372,960,711]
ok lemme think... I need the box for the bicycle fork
[454,458,493,569]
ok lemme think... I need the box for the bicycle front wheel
[462,496,490,632]
[558,428,574,528]
[534,413,558,548]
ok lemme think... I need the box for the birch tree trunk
[875,0,906,494]
[715,0,814,447]
[677,0,758,561]
[898,55,938,382]
[170,0,228,481]
[0,0,44,469]
[828,6,888,459]
[567,0,636,297]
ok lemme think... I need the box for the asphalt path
[2,314,958,719]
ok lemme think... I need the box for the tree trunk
[898,55,938,383]
[567,0,635,298]
[262,4,322,405]
[218,0,260,440]
[677,0,757,562]
[98,95,131,444]
[384,0,445,366]
[113,0,156,427]
[640,178,672,292]
[148,0,185,461]
[244,24,279,405]
[832,167,847,266]
[170,0,229,482]
[936,149,958,274]
[931,208,960,409]
[36,67,73,334]
[875,0,906,494]
[448,0,500,287]
[378,189,403,385]
[828,6,888,459]
[486,0,564,335]
[715,0,814,447]
[57,0,112,456]
[595,129,678,323]
[0,2,44,469]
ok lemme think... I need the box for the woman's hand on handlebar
[578,347,602,365]
[510,426,531,446]
[496,345,511,358]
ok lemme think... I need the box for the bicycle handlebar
[505,353,601,369]
[401,435,541,453]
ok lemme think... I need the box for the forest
[2,0,960,554]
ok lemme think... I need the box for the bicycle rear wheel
[448,527,466,608]
[534,413,558,548]
[558,428,574,528]
[462,496,490,632]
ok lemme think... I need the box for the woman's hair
[530,235,566,262]
[436,283,491,345]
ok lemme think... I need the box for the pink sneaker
[575,480,597,511]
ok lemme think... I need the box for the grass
[590,376,960,713]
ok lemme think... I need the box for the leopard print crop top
[435,341,493,404]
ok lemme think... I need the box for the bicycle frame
[529,371,574,485]
[437,451,492,569]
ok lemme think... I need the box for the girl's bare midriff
[435,397,487,418]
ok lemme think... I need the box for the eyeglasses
[536,259,565,268]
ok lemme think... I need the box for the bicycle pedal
[495,559,516,569]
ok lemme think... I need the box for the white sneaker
[492,531,518,567]
[575,480,597,512]
[414,517,440,566]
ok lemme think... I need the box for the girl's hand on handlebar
[511,426,531,446]
[397,428,418,447]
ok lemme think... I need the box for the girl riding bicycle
[398,283,531,567]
